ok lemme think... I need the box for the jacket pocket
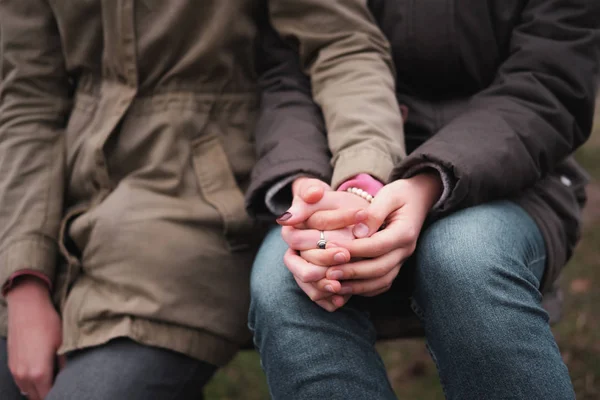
[190,131,254,252]
[54,206,88,308]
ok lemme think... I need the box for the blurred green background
[205,99,600,399]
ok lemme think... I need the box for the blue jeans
[0,338,215,400]
[249,201,575,399]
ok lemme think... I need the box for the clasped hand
[277,174,442,312]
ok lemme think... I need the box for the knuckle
[280,226,292,243]
[10,366,26,381]
[345,268,357,280]
[297,267,319,283]
[316,303,330,312]
[391,248,408,265]
[384,274,396,287]
[297,270,311,283]
[374,264,389,278]
[283,255,297,272]
[29,368,46,382]
[283,251,292,265]
[368,212,387,229]
[308,291,321,301]
[310,213,327,229]
[403,225,419,243]
[287,235,301,250]
[407,242,418,256]
[293,276,304,287]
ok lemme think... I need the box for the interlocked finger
[293,276,338,302]
[326,248,407,281]
[339,264,402,296]
[284,249,328,283]
[303,208,363,231]
[281,226,354,252]
[316,294,351,312]
[299,247,350,267]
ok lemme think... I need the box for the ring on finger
[317,231,327,250]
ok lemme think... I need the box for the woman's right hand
[6,277,62,400]
[277,177,369,230]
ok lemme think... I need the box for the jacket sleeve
[0,0,70,293]
[268,0,406,189]
[245,16,332,218]
[393,0,600,213]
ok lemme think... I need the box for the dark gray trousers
[0,338,216,400]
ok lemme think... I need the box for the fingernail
[324,285,335,293]
[333,252,347,263]
[328,270,343,280]
[339,286,353,295]
[277,212,292,222]
[353,223,369,238]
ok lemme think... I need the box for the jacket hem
[58,316,240,367]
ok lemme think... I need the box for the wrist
[409,170,443,209]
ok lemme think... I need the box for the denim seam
[527,256,546,267]
[424,341,450,399]
[527,256,547,287]
[408,298,450,397]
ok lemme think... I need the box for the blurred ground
[205,99,600,399]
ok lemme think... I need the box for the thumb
[293,177,331,204]
[352,188,402,238]
[300,184,326,204]
[278,179,332,225]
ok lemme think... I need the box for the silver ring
[317,231,327,249]
[20,392,29,397]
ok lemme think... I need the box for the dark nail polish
[277,212,292,222]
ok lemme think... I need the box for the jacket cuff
[337,174,384,197]
[0,236,57,299]
[331,148,395,190]
[265,174,305,216]
[401,162,455,211]
[2,270,52,296]
[246,158,332,219]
